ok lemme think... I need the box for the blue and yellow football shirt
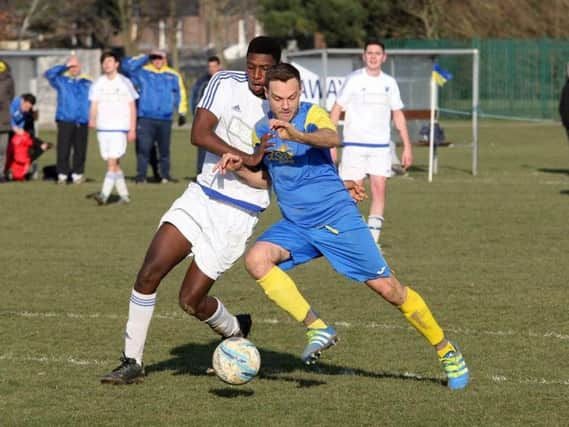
[253,102,356,227]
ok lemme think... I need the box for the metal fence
[0,49,102,128]
[385,38,569,120]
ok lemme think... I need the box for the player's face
[102,57,119,75]
[246,53,277,97]
[266,78,300,122]
[363,44,386,72]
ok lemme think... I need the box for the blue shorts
[257,212,391,282]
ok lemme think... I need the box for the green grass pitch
[1,121,568,426]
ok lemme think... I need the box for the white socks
[204,298,241,338]
[124,289,156,365]
[101,171,114,199]
[114,171,129,199]
[368,215,384,243]
[124,293,241,364]
[101,170,129,200]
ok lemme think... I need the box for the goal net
[284,48,480,177]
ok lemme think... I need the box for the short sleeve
[335,74,355,108]
[124,77,139,101]
[88,80,98,101]
[389,79,404,111]
[197,72,230,119]
[253,118,271,147]
[305,105,336,132]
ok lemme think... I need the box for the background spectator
[190,55,222,174]
[559,64,569,142]
[122,49,187,184]
[44,55,92,184]
[10,93,36,135]
[5,131,53,181]
[0,59,15,182]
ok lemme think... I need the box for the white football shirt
[89,74,138,131]
[196,70,270,212]
[336,68,404,145]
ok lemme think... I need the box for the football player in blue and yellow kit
[215,63,469,390]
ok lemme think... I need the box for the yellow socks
[436,341,455,358]
[257,266,311,323]
[399,287,444,346]
[307,319,327,329]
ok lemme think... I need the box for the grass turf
[1,121,568,426]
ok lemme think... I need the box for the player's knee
[134,264,162,294]
[367,276,405,305]
[244,246,269,277]
[244,246,260,273]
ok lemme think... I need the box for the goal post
[284,48,480,178]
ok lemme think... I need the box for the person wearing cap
[44,55,92,184]
[121,49,188,183]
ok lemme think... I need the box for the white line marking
[0,353,111,366]
[1,352,568,387]
[1,310,568,341]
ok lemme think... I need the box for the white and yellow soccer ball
[212,337,261,385]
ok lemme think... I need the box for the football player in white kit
[88,51,138,205]
[330,39,413,244]
[101,37,281,384]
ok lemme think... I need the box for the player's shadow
[406,165,428,173]
[537,167,569,176]
[84,193,126,205]
[145,340,444,394]
[536,168,569,195]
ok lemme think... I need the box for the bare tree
[399,0,446,39]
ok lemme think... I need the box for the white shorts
[159,182,259,280]
[97,131,127,160]
[338,145,392,180]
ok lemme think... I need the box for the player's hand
[401,146,413,169]
[344,180,367,203]
[244,133,273,167]
[127,128,136,142]
[67,55,79,69]
[214,153,243,175]
[178,115,186,126]
[269,119,302,141]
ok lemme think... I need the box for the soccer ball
[212,337,261,385]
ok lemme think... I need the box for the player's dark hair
[208,55,221,64]
[264,63,300,88]
[364,38,385,52]
[100,51,120,64]
[247,36,281,63]
[21,93,36,105]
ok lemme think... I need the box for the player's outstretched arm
[214,153,270,189]
[269,119,340,148]
[192,108,271,167]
